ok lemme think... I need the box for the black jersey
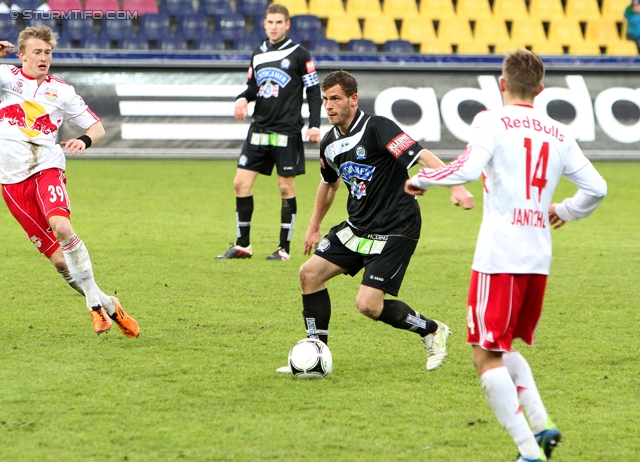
[237,37,322,136]
[319,110,424,238]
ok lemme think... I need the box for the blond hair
[18,26,57,53]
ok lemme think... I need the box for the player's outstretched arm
[0,41,15,58]
[304,180,339,255]
[61,122,105,156]
[413,149,475,210]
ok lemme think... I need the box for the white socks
[504,351,549,434]
[480,366,540,459]
[60,234,115,315]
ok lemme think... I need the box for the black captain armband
[77,135,92,148]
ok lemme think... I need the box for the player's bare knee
[49,219,74,241]
[354,297,377,319]
[299,263,315,291]
[233,178,248,196]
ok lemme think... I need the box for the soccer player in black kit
[217,4,322,261]
[278,70,475,373]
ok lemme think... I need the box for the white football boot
[422,320,451,371]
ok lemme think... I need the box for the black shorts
[238,125,305,176]
[314,221,418,297]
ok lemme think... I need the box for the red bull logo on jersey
[0,101,60,137]
[44,87,58,101]
[30,235,42,249]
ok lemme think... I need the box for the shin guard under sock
[236,196,253,247]
[302,288,331,344]
[279,197,296,253]
[60,234,102,309]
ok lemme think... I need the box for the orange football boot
[109,297,140,338]
[90,306,112,334]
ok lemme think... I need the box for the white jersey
[0,64,100,184]
[411,104,607,275]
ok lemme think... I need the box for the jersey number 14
[524,137,549,202]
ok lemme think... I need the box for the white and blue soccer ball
[288,338,333,379]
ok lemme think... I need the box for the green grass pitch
[0,159,638,461]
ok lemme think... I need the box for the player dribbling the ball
[278,70,474,374]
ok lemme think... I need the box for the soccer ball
[288,338,333,379]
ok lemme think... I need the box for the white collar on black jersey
[260,37,293,53]
[333,109,365,138]
[254,42,299,67]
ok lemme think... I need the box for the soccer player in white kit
[406,50,607,461]
[0,27,139,338]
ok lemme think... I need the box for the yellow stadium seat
[363,16,399,44]
[531,40,565,54]
[492,0,529,21]
[457,41,489,54]
[606,40,639,55]
[585,18,622,45]
[309,0,345,18]
[420,0,456,20]
[510,18,548,46]
[278,0,309,17]
[382,0,419,20]
[474,17,510,46]
[400,17,437,43]
[326,15,362,42]
[493,41,527,54]
[565,0,601,22]
[420,39,452,53]
[436,17,473,44]
[601,0,631,20]
[529,0,565,21]
[547,18,584,46]
[345,0,382,18]
[456,0,492,20]
[569,40,602,54]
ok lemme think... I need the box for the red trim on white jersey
[48,75,72,86]
[419,146,472,181]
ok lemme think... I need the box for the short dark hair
[266,4,290,21]
[502,49,545,99]
[321,70,358,97]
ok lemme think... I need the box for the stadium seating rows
[0,0,637,55]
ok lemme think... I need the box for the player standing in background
[0,27,139,338]
[406,50,607,461]
[216,3,322,261]
[277,70,474,373]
